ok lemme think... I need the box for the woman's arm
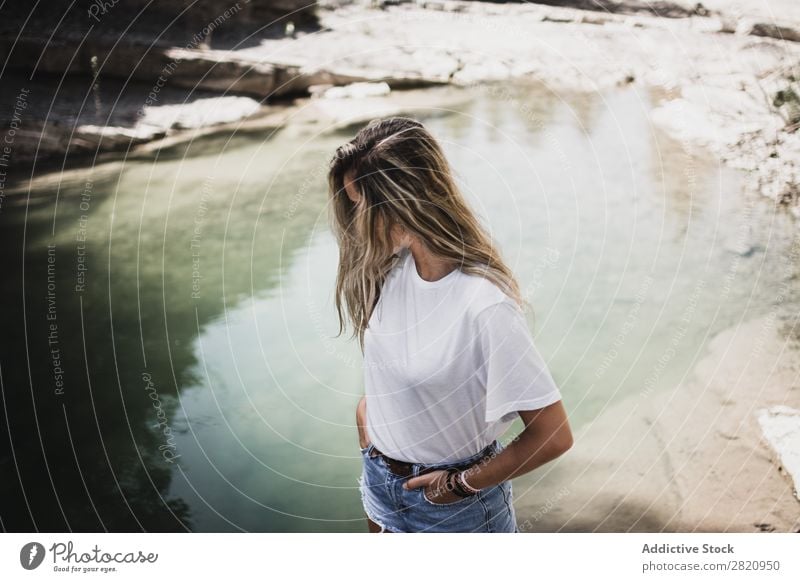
[404,400,573,500]
[464,400,573,489]
[356,395,370,450]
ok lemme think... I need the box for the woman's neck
[406,240,457,282]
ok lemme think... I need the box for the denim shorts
[358,439,519,533]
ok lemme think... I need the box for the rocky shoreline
[2,0,799,209]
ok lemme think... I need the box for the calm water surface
[2,83,796,531]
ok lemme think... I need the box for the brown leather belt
[368,443,493,477]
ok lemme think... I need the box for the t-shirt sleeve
[476,299,563,424]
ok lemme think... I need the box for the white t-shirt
[363,247,563,464]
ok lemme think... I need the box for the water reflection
[0,83,795,532]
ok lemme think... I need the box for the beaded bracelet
[458,470,481,495]
[445,469,473,497]
[447,470,478,498]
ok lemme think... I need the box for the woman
[328,117,573,533]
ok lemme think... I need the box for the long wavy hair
[328,116,525,350]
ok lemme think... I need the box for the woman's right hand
[356,395,370,450]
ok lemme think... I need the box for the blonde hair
[328,117,525,349]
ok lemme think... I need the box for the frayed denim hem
[358,473,403,533]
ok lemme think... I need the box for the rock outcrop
[3,0,800,207]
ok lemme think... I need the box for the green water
[2,83,796,532]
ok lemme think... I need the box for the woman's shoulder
[457,268,519,318]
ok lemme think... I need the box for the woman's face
[344,170,412,252]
